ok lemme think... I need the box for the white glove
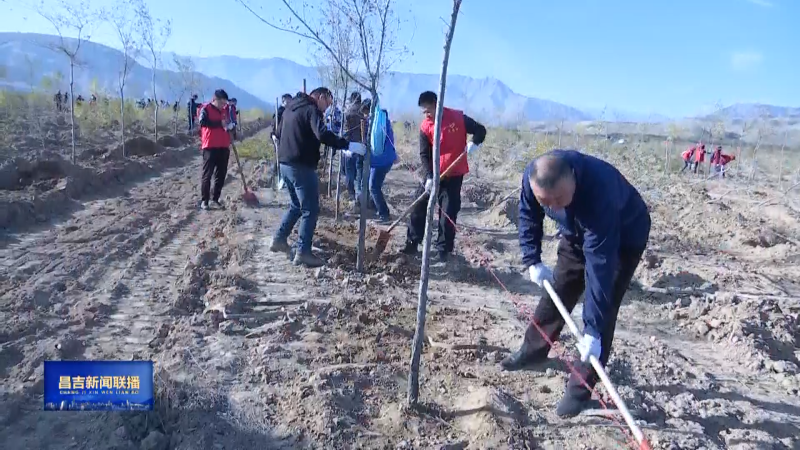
[225,122,236,131]
[465,142,480,155]
[576,333,601,363]
[528,263,553,288]
[424,178,433,193]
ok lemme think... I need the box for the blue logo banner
[44,360,154,411]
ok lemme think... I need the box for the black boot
[401,241,419,255]
[499,345,548,371]
[555,386,593,418]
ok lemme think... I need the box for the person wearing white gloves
[402,90,486,263]
[501,150,651,418]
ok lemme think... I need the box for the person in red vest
[198,89,235,210]
[681,146,696,173]
[692,144,706,174]
[710,145,735,178]
[402,90,487,263]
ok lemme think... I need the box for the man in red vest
[402,90,487,263]
[198,89,235,210]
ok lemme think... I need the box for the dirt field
[1,128,799,450]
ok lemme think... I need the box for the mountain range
[0,32,796,126]
[0,33,270,112]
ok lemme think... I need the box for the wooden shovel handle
[385,151,468,233]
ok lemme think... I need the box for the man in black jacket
[187,94,199,131]
[269,87,349,267]
[273,93,293,139]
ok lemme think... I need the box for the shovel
[542,279,652,450]
[371,151,468,258]
[229,138,259,206]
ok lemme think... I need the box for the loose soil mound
[0,155,72,191]
[480,197,520,228]
[156,135,183,148]
[109,136,165,159]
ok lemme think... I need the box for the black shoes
[498,347,549,371]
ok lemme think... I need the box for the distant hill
[186,54,594,125]
[0,33,271,111]
[704,103,800,121]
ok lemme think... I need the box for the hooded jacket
[518,150,651,340]
[277,93,348,168]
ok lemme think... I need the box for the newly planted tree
[109,0,140,157]
[407,0,462,407]
[38,0,98,163]
[238,0,404,271]
[134,0,171,142]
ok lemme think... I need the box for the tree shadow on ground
[428,254,536,296]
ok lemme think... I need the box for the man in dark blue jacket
[501,150,651,418]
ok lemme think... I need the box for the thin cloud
[744,0,773,6]
[730,51,763,70]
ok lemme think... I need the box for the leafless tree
[309,1,359,198]
[171,55,199,134]
[109,0,140,157]
[236,0,404,271]
[38,0,99,163]
[134,0,171,142]
[407,0,463,407]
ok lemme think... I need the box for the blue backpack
[370,98,387,156]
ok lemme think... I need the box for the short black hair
[309,87,332,98]
[214,89,229,101]
[229,98,237,103]
[350,92,362,103]
[281,93,292,100]
[418,91,437,107]
[531,154,572,190]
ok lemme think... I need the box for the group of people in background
[681,143,736,177]
[266,86,486,268]
[53,90,194,118]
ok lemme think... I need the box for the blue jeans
[369,165,392,219]
[345,154,362,198]
[274,164,320,254]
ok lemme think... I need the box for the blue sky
[2,0,797,117]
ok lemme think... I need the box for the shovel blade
[371,230,392,260]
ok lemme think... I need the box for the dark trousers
[522,238,645,396]
[406,175,463,253]
[201,148,230,203]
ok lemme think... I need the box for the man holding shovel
[501,150,651,418]
[269,87,349,267]
[198,89,236,210]
[401,90,486,263]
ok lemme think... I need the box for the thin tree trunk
[152,69,158,142]
[779,131,787,189]
[120,88,126,157]
[557,119,563,147]
[327,146,334,196]
[407,0,462,407]
[335,88,347,222]
[356,114,371,272]
[69,61,76,164]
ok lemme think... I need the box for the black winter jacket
[278,94,348,168]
